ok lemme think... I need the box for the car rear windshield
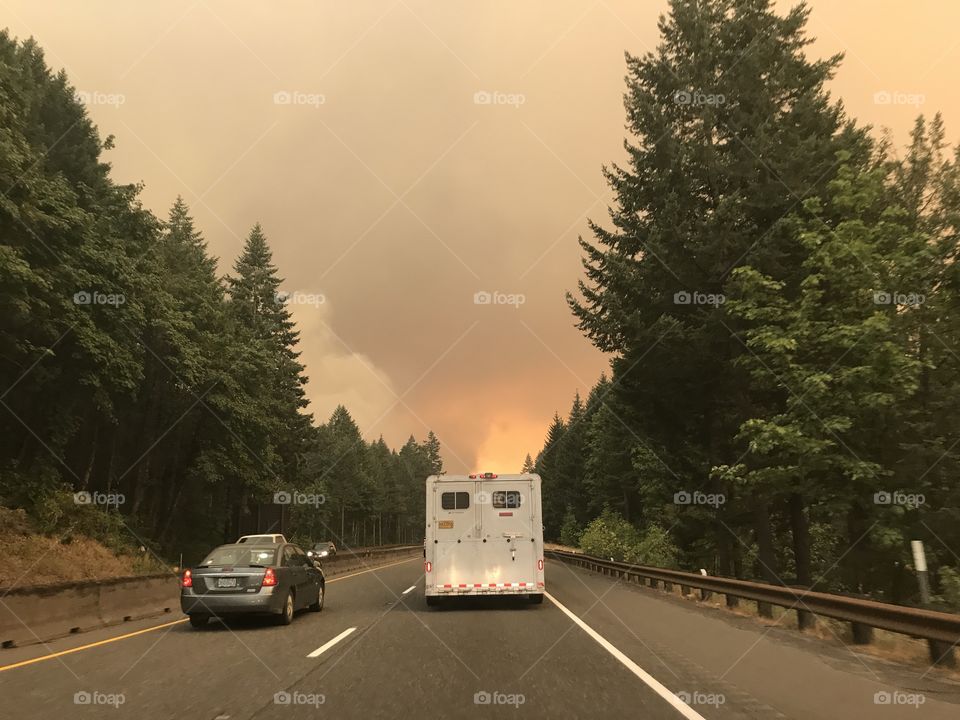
[201,546,277,567]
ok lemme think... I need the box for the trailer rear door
[432,480,480,587]
[477,480,538,589]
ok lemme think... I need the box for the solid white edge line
[307,626,357,658]
[402,585,417,595]
[544,591,706,720]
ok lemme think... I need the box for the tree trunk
[753,499,779,584]
[788,492,812,587]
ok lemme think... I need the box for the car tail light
[181,569,192,588]
[425,561,432,573]
[261,567,278,587]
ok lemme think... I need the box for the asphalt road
[1,557,958,719]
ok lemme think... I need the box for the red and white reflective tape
[435,582,536,590]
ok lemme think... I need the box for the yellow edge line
[0,554,419,673]
[0,618,187,673]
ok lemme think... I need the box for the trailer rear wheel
[528,593,544,604]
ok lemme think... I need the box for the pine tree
[521,453,535,474]
[567,0,871,580]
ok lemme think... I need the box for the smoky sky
[8,0,958,472]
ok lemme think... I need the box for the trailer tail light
[181,569,192,588]
[469,472,498,479]
[261,567,278,587]
[538,559,544,571]
[425,561,432,573]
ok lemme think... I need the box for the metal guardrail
[547,549,959,667]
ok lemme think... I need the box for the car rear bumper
[181,587,283,616]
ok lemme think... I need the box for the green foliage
[0,31,439,561]
[558,508,581,547]
[936,567,960,610]
[578,510,641,562]
[533,0,960,606]
[578,509,679,567]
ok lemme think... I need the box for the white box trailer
[424,473,545,605]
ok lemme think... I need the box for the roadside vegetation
[0,31,440,573]
[534,0,960,610]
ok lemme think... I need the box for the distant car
[180,542,324,628]
[237,533,286,544]
[308,541,337,559]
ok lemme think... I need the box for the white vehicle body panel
[424,474,544,597]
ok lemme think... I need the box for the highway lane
[2,556,959,719]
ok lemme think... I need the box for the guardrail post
[757,601,773,618]
[648,578,659,590]
[850,622,873,644]
[929,640,957,668]
[797,608,816,631]
[681,585,691,596]
[700,589,712,601]
[725,594,739,608]
[663,581,673,592]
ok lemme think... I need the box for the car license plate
[217,577,238,588]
